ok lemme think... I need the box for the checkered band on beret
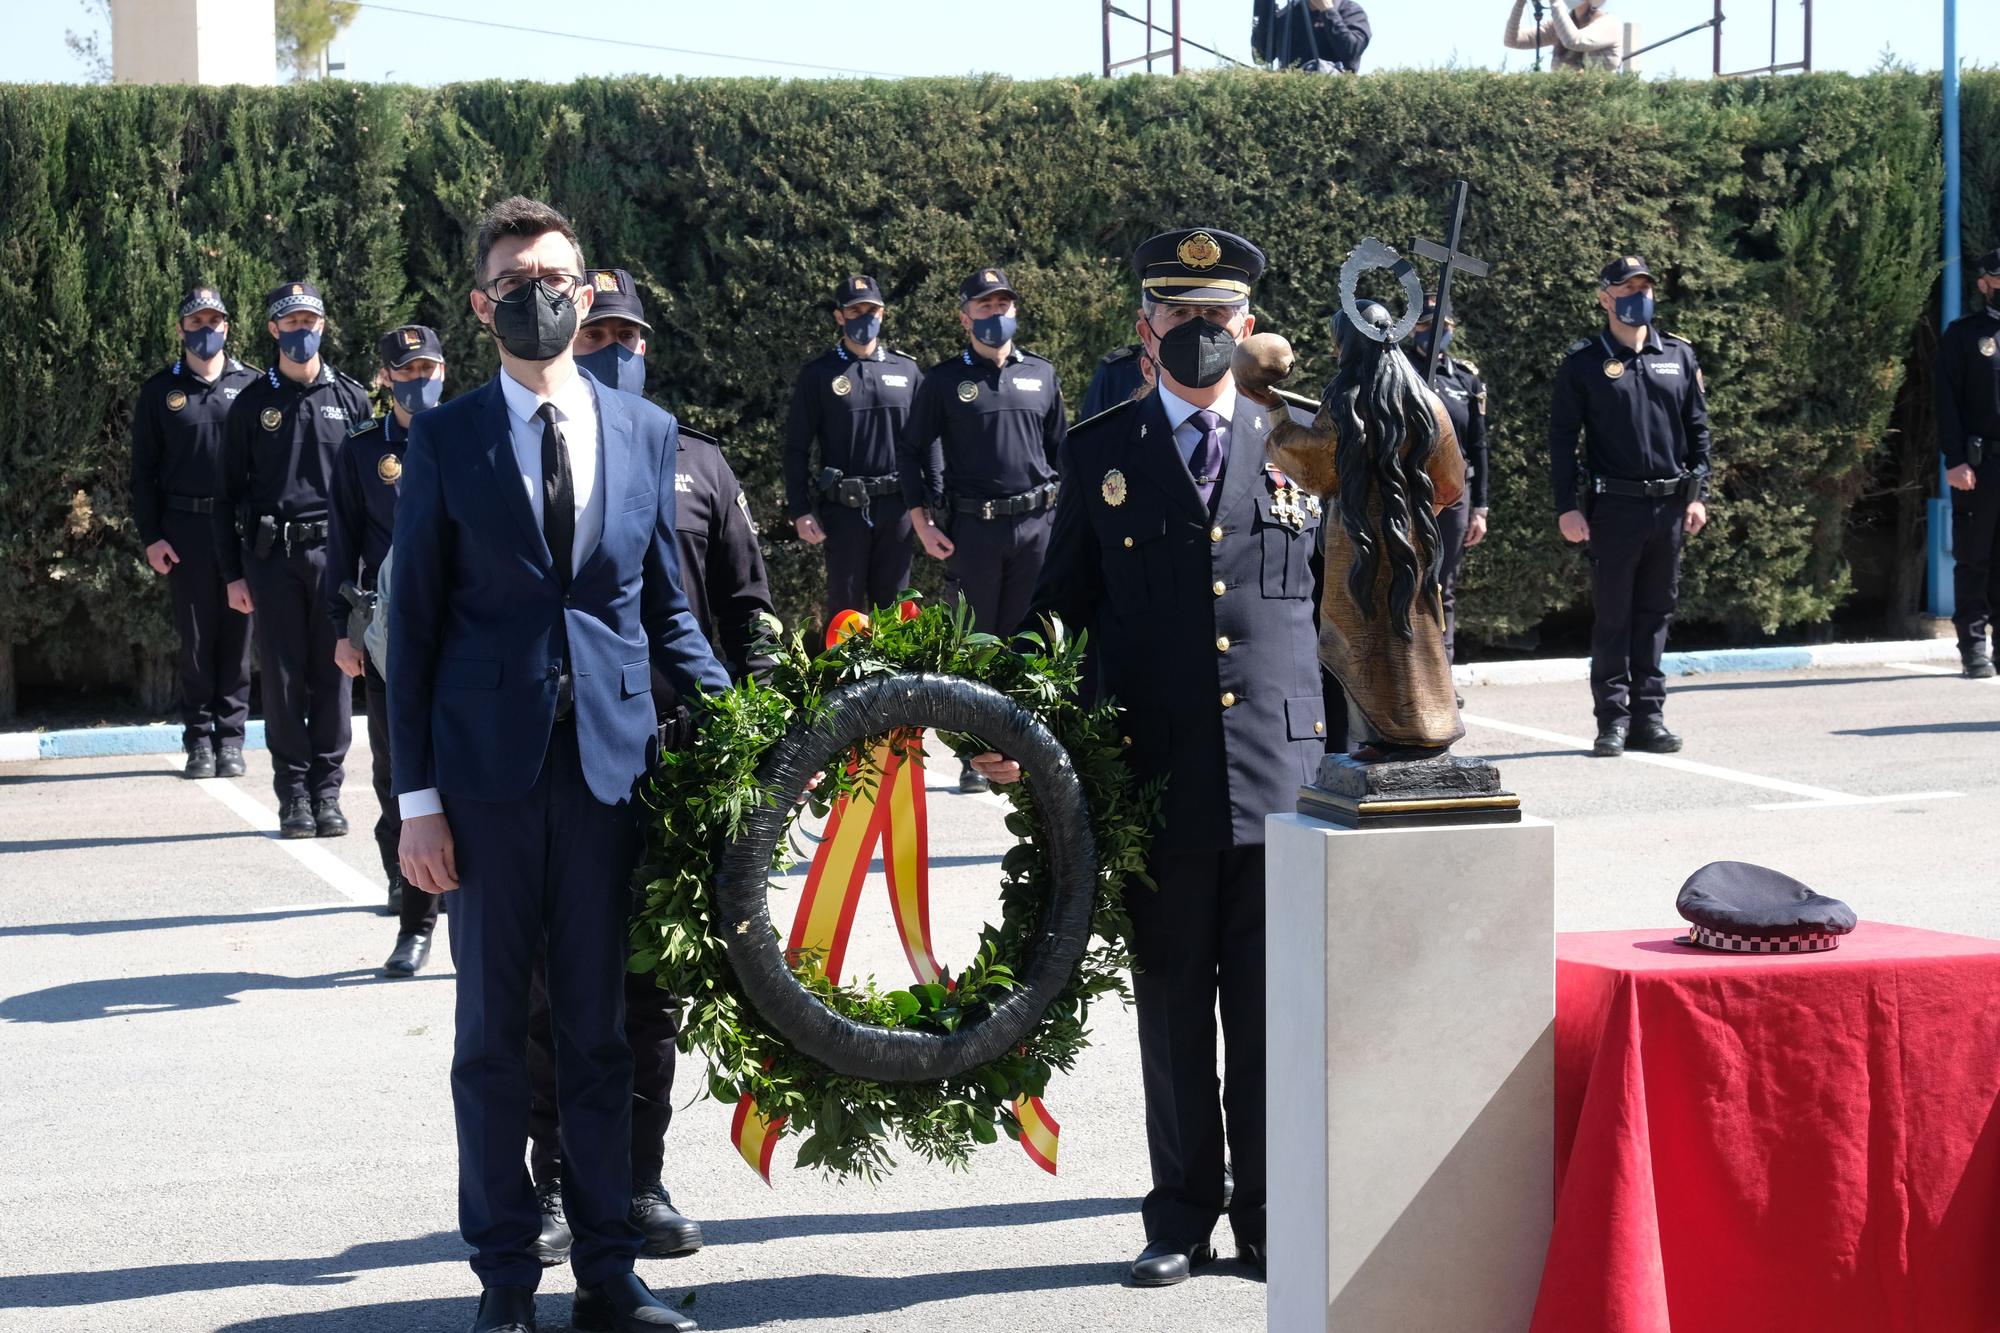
[1686,925,1842,953]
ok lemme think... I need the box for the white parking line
[1459,712,1963,811]
[175,759,384,905]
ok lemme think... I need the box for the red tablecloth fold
[1533,923,2000,1333]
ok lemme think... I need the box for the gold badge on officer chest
[1981,336,1997,358]
[1101,468,1128,507]
[377,453,403,484]
[165,390,187,412]
[1602,359,1626,380]
[831,375,852,397]
[260,407,283,430]
[957,381,979,403]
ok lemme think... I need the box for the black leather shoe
[957,761,989,794]
[313,797,348,837]
[1627,720,1683,753]
[279,795,317,839]
[471,1283,537,1332]
[384,932,432,977]
[571,1271,696,1331]
[1590,723,1627,758]
[1239,1241,1266,1277]
[385,877,405,917]
[631,1183,703,1257]
[1129,1238,1215,1288]
[532,1182,571,1267]
[215,744,246,778]
[1965,651,1997,680]
[183,743,216,780]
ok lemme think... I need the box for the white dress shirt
[398,365,606,823]
[1157,379,1239,474]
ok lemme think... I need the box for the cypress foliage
[0,70,1987,711]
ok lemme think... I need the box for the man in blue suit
[389,195,726,1333]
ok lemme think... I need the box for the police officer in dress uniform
[524,265,778,1270]
[975,228,1325,1286]
[326,324,447,973]
[1550,254,1712,757]
[785,275,923,628]
[222,281,372,837]
[1935,246,2000,679]
[1079,343,1150,420]
[1410,291,1491,665]
[131,285,261,779]
[898,266,1066,792]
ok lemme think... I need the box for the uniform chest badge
[260,406,283,430]
[831,375,853,397]
[376,453,403,484]
[165,390,187,412]
[1101,469,1128,507]
[957,381,979,403]
[1981,336,1996,358]
[1602,359,1626,380]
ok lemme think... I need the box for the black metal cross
[1413,180,1490,389]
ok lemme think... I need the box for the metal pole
[1146,0,1154,72]
[1802,0,1811,70]
[1769,0,1777,73]
[1103,0,1113,78]
[1931,0,1959,617]
[1172,0,1183,73]
[1713,0,1723,75]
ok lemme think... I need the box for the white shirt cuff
[398,788,444,820]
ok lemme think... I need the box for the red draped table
[1532,923,2000,1333]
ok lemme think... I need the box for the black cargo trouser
[163,509,253,750]
[1951,463,2000,652]
[242,541,351,802]
[1585,494,1687,727]
[943,508,1054,636]
[821,495,914,623]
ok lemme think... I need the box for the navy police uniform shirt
[324,411,405,633]
[783,344,923,519]
[1031,390,1326,855]
[897,346,1066,511]
[1431,355,1491,509]
[1079,344,1147,421]
[1549,328,1711,515]
[130,357,261,546]
[1935,305,2000,470]
[669,425,777,691]
[220,361,372,578]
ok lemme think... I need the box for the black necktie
[537,402,574,586]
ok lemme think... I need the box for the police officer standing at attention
[1411,292,1490,664]
[1079,341,1151,419]
[784,275,923,626]
[131,284,261,780]
[525,266,776,1270]
[898,266,1066,792]
[974,228,1326,1286]
[1550,254,1711,757]
[1935,247,2000,679]
[222,281,372,837]
[326,323,446,971]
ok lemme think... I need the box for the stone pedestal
[1266,811,1555,1333]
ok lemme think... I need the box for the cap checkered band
[1687,925,1842,953]
[267,289,325,319]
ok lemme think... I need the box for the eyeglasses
[479,271,584,301]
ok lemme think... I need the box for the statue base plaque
[1297,753,1521,829]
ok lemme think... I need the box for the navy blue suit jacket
[387,373,728,807]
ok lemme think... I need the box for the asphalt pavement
[0,661,1993,1332]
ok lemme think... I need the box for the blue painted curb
[31,720,267,759]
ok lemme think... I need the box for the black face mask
[1151,315,1237,389]
[489,280,579,362]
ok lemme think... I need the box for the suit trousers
[362,663,437,935]
[943,509,1054,636]
[163,510,252,750]
[525,962,681,1192]
[1951,470,2000,651]
[1585,495,1687,726]
[1125,844,1267,1249]
[442,720,643,1290]
[821,497,914,623]
[243,542,350,802]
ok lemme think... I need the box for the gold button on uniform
[1314,721,1326,735]
[1221,692,1236,708]
[1216,636,1231,652]
[1212,580,1226,597]
[1209,525,1223,543]
[1121,735,1133,747]
[1123,537,1134,548]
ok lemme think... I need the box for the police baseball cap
[266,280,326,321]
[1132,228,1265,307]
[1675,860,1858,953]
[835,274,884,308]
[959,266,1016,304]
[1598,254,1654,287]
[178,285,228,320]
[1418,291,1451,325]
[581,268,651,331]
[1976,248,2000,279]
[377,324,444,369]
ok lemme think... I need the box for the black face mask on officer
[1148,313,1238,390]
[489,279,579,362]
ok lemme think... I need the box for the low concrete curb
[0,720,267,763]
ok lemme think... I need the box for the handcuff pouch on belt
[1969,436,1987,469]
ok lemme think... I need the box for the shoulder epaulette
[1098,343,1141,365]
[887,347,920,362]
[678,424,723,448]
[1566,337,1594,355]
[1070,396,1139,434]
[1662,332,1693,347]
[1455,357,1480,376]
[346,417,382,438]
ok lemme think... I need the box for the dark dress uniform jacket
[782,345,922,519]
[898,347,1066,510]
[324,412,405,631]
[131,357,261,546]
[1549,329,1710,515]
[1936,306,2000,468]
[220,363,374,578]
[1433,355,1490,508]
[1031,390,1327,855]
[667,426,776,689]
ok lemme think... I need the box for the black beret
[178,285,228,320]
[265,280,325,321]
[582,268,651,331]
[377,324,444,369]
[1133,227,1265,307]
[834,274,884,308]
[1676,861,1857,953]
[960,266,1016,303]
[1598,254,1654,287]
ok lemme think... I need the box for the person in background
[1502,0,1622,70]
[1409,292,1490,666]
[1934,247,2000,679]
[1251,0,1372,73]
[1078,342,1153,420]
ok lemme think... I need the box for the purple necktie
[1188,408,1226,507]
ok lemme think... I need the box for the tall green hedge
[1,70,1987,714]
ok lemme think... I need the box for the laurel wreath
[630,600,1157,1181]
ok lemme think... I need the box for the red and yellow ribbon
[728,603,1063,1181]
